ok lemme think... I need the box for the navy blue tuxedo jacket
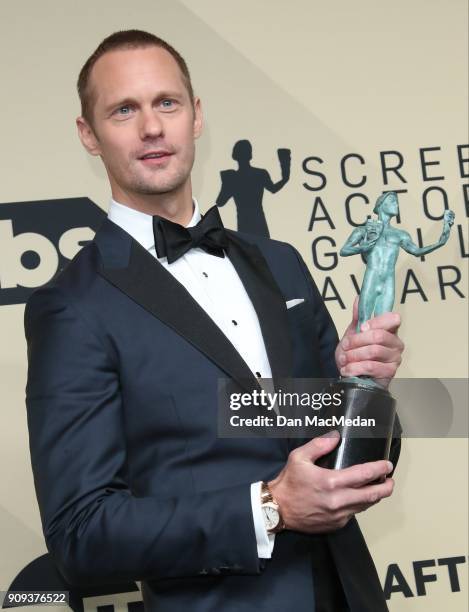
[24,217,400,611]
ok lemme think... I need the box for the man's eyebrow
[104,92,184,113]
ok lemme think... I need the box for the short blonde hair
[77,29,195,128]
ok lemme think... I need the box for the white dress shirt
[108,196,275,558]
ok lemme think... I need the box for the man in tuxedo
[24,30,404,611]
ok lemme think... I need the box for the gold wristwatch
[261,481,286,533]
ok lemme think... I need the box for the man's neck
[111,183,194,225]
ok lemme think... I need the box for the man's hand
[268,432,394,533]
[335,297,404,388]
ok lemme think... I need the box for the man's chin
[130,179,186,196]
[135,186,175,195]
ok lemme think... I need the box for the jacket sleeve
[24,284,262,587]
[286,244,402,473]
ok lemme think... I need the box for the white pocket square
[286,298,305,309]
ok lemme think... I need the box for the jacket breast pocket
[286,298,315,325]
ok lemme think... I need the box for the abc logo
[0,197,105,305]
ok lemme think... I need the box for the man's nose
[139,109,164,139]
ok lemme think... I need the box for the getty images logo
[0,197,105,306]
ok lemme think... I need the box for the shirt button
[232,320,238,326]
[202,271,208,277]
[256,371,261,377]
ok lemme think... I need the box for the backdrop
[0,1,467,610]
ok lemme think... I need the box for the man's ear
[76,116,102,156]
[193,96,203,140]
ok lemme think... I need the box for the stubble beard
[126,149,194,195]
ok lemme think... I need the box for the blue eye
[161,99,173,107]
[113,104,137,119]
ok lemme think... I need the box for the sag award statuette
[318,191,455,470]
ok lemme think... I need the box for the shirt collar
[107,196,201,251]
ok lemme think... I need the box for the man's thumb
[352,295,359,325]
[307,431,341,462]
[342,296,359,338]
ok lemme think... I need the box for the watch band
[261,481,286,533]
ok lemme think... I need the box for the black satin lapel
[225,232,293,392]
[96,235,262,395]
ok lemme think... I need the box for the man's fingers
[360,312,401,333]
[343,478,395,512]
[340,328,404,352]
[340,360,399,379]
[330,459,393,489]
[340,344,401,366]
[295,431,341,463]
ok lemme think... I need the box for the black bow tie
[152,205,228,264]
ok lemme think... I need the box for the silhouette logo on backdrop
[216,140,291,238]
[0,198,105,305]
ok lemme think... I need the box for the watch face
[262,503,280,531]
